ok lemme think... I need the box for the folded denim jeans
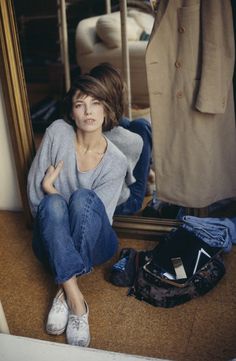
[181,216,236,253]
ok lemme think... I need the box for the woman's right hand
[42,160,64,194]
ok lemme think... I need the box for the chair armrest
[75,15,100,56]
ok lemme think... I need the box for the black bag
[109,248,152,287]
[109,248,138,287]
[129,227,226,308]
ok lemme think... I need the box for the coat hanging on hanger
[146,0,236,208]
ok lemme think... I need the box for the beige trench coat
[146,0,236,207]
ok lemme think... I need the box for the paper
[193,248,211,274]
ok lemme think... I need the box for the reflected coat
[146,0,236,207]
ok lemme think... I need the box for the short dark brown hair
[89,63,126,121]
[63,74,118,131]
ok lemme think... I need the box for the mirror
[0,0,180,238]
[1,0,235,239]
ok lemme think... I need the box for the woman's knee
[70,188,94,204]
[38,194,67,220]
[69,189,105,215]
[130,118,152,145]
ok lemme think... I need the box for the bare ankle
[67,296,86,316]
[62,276,86,316]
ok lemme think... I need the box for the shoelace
[69,314,87,331]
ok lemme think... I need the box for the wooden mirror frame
[0,0,180,238]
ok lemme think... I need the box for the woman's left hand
[42,160,64,194]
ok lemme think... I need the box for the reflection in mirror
[0,0,181,243]
[13,0,163,223]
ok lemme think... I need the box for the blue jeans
[32,189,118,284]
[115,117,152,215]
[181,215,236,252]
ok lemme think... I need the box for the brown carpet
[1,210,236,361]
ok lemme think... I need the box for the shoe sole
[68,335,91,347]
[83,335,91,347]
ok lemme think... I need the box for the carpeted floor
[1,210,236,361]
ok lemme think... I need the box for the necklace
[78,148,105,156]
[77,137,107,156]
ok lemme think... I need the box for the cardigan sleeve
[92,149,128,224]
[27,129,53,217]
[105,126,143,185]
[195,0,235,114]
[93,170,127,224]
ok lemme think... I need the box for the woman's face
[71,92,105,133]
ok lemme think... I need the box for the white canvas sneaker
[66,301,90,347]
[46,288,69,335]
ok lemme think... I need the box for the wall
[0,81,22,210]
